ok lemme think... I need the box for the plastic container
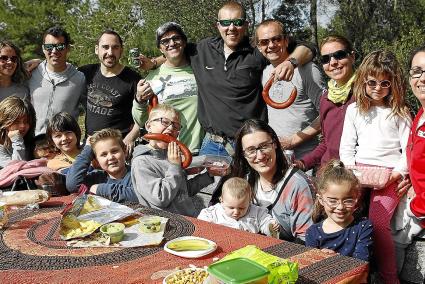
[139,216,162,233]
[100,222,125,243]
[207,257,269,284]
[186,155,232,176]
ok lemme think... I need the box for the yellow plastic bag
[220,245,298,284]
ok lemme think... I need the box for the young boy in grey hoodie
[131,104,213,217]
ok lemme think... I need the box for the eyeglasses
[320,197,357,209]
[257,35,284,47]
[159,35,183,46]
[365,79,391,89]
[409,67,425,79]
[243,141,274,159]
[218,18,246,27]
[0,55,18,63]
[151,117,181,131]
[320,49,350,64]
[42,43,67,52]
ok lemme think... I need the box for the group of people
[1,1,425,283]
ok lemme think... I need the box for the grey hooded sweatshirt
[28,61,86,135]
[131,144,214,217]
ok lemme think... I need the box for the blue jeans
[199,135,234,157]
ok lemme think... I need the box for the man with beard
[28,26,86,136]
[79,30,141,152]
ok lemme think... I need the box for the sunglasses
[42,43,67,52]
[0,55,18,63]
[365,79,391,89]
[409,67,425,79]
[257,35,284,47]
[320,49,350,64]
[218,18,246,27]
[159,35,183,46]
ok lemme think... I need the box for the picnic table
[0,195,368,283]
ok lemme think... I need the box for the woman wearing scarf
[296,35,356,171]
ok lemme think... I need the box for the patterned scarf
[327,73,356,104]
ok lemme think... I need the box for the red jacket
[407,107,425,226]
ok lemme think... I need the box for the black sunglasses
[0,55,18,63]
[320,49,350,64]
[43,43,67,52]
[159,35,183,46]
[257,35,284,47]
[218,18,246,27]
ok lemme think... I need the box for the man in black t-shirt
[79,30,141,152]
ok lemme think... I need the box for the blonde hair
[319,35,354,53]
[218,1,246,19]
[353,50,410,118]
[221,177,252,201]
[148,104,180,121]
[311,160,360,223]
[0,96,36,149]
[89,128,125,155]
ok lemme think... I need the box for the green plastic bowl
[100,222,125,243]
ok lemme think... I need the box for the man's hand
[138,55,155,71]
[279,135,294,150]
[89,184,98,194]
[123,125,140,157]
[136,79,154,103]
[293,159,306,171]
[167,141,182,166]
[24,59,42,73]
[272,60,295,82]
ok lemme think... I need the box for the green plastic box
[207,257,270,284]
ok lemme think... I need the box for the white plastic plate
[163,236,217,258]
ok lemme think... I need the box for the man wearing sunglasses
[140,1,315,157]
[28,26,86,136]
[78,30,142,154]
[256,20,325,161]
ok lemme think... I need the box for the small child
[305,160,373,262]
[198,177,279,237]
[0,96,36,168]
[46,112,82,172]
[33,134,57,160]
[131,104,214,217]
[66,128,138,203]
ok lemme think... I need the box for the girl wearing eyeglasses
[305,160,373,261]
[0,40,29,102]
[339,50,412,283]
[297,35,356,172]
[210,119,315,243]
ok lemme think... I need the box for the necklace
[259,178,276,192]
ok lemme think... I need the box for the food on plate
[140,216,162,233]
[164,268,208,284]
[100,222,125,243]
[167,239,213,252]
[143,133,192,168]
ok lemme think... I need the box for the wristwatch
[287,57,298,69]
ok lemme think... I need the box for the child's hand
[270,219,280,231]
[167,141,182,165]
[7,129,21,139]
[85,135,91,146]
[320,248,337,255]
[388,171,411,197]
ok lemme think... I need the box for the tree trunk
[261,0,265,22]
[310,0,318,48]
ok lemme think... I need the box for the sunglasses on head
[43,43,67,52]
[365,79,391,89]
[320,49,350,64]
[257,35,284,47]
[218,18,246,27]
[0,55,18,63]
[159,35,183,46]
